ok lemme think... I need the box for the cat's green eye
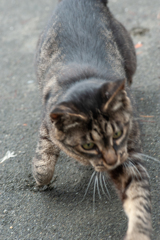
[113,130,122,139]
[82,142,95,150]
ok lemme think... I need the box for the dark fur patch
[44,90,52,104]
[122,177,132,200]
[109,165,124,180]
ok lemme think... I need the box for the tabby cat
[32,0,152,239]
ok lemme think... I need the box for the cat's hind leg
[32,121,60,186]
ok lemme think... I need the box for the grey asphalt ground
[0,0,160,239]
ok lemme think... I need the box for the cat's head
[50,79,132,171]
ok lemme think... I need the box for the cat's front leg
[32,121,60,186]
[109,158,152,240]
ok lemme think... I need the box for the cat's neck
[58,63,125,88]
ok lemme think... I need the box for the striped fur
[32,0,152,239]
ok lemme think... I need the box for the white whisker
[93,174,97,213]
[96,173,102,199]
[82,171,96,202]
[99,172,108,197]
[123,162,128,171]
[126,162,135,179]
[102,175,111,199]
[128,159,142,180]
[126,161,138,180]
[123,162,131,175]
[138,163,150,179]
[133,153,160,164]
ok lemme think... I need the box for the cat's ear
[50,102,87,122]
[101,79,126,111]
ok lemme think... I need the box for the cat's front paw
[124,233,151,240]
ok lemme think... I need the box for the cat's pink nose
[102,148,117,166]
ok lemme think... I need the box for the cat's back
[36,0,125,90]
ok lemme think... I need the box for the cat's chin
[102,161,120,171]
[94,164,120,172]
[94,166,106,172]
[91,154,128,172]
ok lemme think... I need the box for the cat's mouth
[94,163,119,172]
[95,165,106,172]
[92,151,128,172]
[102,160,120,170]
[92,161,119,172]
[102,151,128,171]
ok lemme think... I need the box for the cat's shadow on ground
[34,162,128,235]
[36,163,117,206]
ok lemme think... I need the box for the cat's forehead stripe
[64,122,81,131]
[112,101,123,111]
[93,126,101,136]
[105,122,113,135]
[91,128,102,141]
[89,132,94,141]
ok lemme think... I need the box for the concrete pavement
[0,0,160,239]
